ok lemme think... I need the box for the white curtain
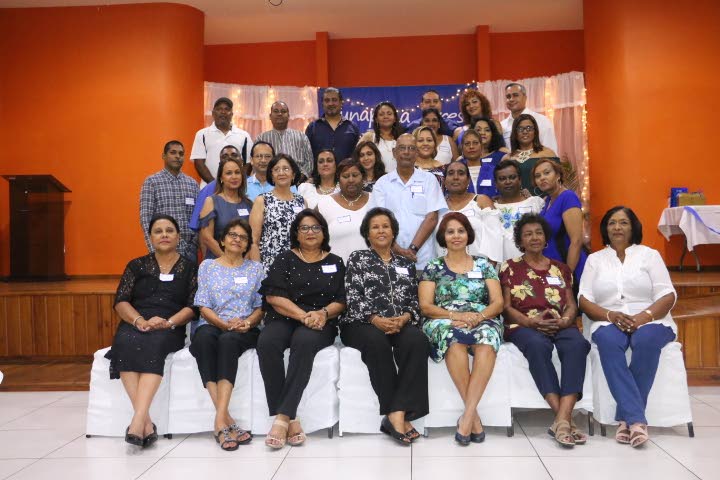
[204,82,319,139]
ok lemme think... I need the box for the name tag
[467,271,484,279]
[546,276,562,285]
[479,179,492,187]
[337,215,351,223]
[292,206,303,213]
[185,197,195,206]
[461,208,475,217]
[518,206,533,214]
[159,274,174,282]
[410,185,424,194]
[234,276,248,284]
[322,264,337,274]
[237,208,249,216]
[481,157,493,163]
[395,266,409,276]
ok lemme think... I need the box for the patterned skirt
[422,318,503,363]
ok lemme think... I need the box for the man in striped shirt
[256,100,313,178]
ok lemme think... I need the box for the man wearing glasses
[500,83,558,153]
[256,101,314,178]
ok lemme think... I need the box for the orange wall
[204,31,585,87]
[584,0,720,264]
[0,4,205,276]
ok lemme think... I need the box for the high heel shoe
[455,417,471,446]
[125,427,144,447]
[380,416,411,446]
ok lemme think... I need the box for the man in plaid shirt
[140,140,200,262]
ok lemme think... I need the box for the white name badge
[322,264,337,274]
[234,276,248,284]
[481,157,493,163]
[292,206,303,213]
[479,179,492,187]
[518,206,533,214]
[337,215,351,223]
[185,197,195,206]
[237,208,249,216]
[159,274,174,282]
[395,266,409,276]
[461,208,475,217]
[410,185,424,194]
[546,276,562,285]
[467,271,484,279]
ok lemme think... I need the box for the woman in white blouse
[579,206,677,449]
[359,101,404,172]
[297,149,339,209]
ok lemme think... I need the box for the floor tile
[0,429,82,459]
[275,457,410,480]
[411,426,536,457]
[541,455,698,480]
[0,459,35,480]
[287,431,411,458]
[412,456,551,480]
[676,457,720,480]
[165,432,290,459]
[140,457,282,480]
[0,408,36,428]
[48,433,188,458]
[7,458,156,480]
[651,426,720,462]
[689,403,720,427]
[0,393,67,410]
[50,392,89,408]
[0,406,86,431]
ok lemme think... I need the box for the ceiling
[0,0,583,45]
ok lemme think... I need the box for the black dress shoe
[142,423,158,448]
[455,418,471,446]
[470,431,485,443]
[125,427,144,447]
[380,416,411,446]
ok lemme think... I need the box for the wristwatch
[408,243,419,253]
[167,319,176,330]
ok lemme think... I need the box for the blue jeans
[592,323,675,425]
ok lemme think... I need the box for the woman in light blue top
[191,218,264,451]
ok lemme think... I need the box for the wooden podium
[2,175,71,281]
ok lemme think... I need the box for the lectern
[2,175,71,281]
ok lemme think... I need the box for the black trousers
[340,322,430,421]
[189,324,260,387]
[256,317,337,418]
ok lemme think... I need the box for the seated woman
[248,154,306,271]
[412,126,445,184]
[316,158,370,262]
[579,206,677,448]
[352,140,386,192]
[107,214,197,447]
[298,149,339,209]
[493,159,545,260]
[341,208,429,445]
[439,160,503,264]
[502,114,558,192]
[421,107,458,164]
[419,212,504,445]
[359,101,404,171]
[500,213,590,448]
[533,159,587,286]
[191,218,264,450]
[199,151,253,259]
[256,210,346,448]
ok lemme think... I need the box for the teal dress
[421,256,504,362]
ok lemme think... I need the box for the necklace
[156,253,179,274]
[317,184,336,195]
[297,248,324,263]
[514,149,533,164]
[340,191,363,207]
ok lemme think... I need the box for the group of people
[116,84,680,451]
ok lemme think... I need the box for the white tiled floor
[0,387,717,479]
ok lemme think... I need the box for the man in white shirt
[500,83,558,153]
[371,134,448,270]
[190,97,253,187]
[256,101,314,178]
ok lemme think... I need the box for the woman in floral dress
[499,213,590,448]
[419,212,504,445]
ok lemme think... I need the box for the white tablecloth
[658,206,720,251]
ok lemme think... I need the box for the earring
[545,242,549,248]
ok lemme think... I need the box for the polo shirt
[190,123,253,187]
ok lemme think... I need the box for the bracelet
[605,310,612,322]
[449,311,454,321]
[167,319,176,330]
[132,315,143,327]
[322,307,329,319]
[644,309,655,321]
[479,311,487,321]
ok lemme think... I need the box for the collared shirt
[246,174,297,202]
[370,168,448,270]
[256,129,314,177]
[139,169,199,258]
[501,108,558,154]
[305,116,360,162]
[190,123,253,187]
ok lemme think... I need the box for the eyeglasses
[272,166,292,173]
[395,145,417,152]
[516,125,535,133]
[253,154,273,160]
[298,225,323,233]
[226,232,249,242]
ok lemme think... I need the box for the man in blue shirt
[305,87,360,162]
[404,89,459,136]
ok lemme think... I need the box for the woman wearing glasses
[248,154,306,271]
[191,218,264,451]
[503,114,557,193]
[256,210,346,448]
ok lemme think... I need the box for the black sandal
[142,423,158,448]
[405,427,420,442]
[229,423,252,445]
[214,427,239,451]
[380,416,411,446]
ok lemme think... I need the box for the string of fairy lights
[340,81,479,115]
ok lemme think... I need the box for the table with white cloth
[657,205,720,271]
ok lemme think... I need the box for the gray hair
[505,82,527,95]
[323,87,343,101]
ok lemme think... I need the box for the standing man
[305,87,360,162]
[500,83,558,153]
[190,97,253,187]
[140,140,199,262]
[404,89,458,135]
[370,134,447,271]
[256,101,314,177]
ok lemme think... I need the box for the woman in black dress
[257,209,346,449]
[107,214,198,447]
